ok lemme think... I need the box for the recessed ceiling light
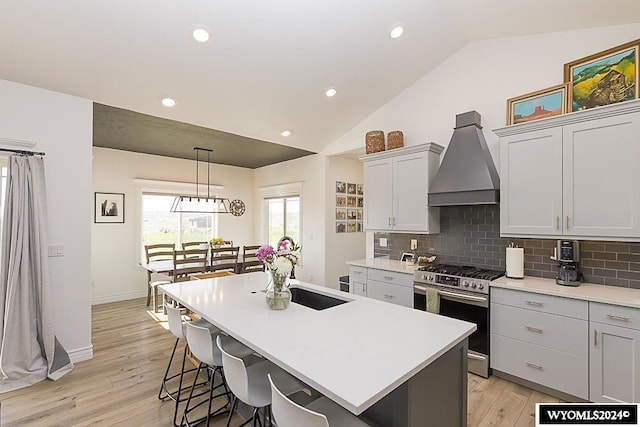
[281,130,292,137]
[390,25,404,39]
[192,28,210,43]
[325,88,337,97]
[161,98,176,107]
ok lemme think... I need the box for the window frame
[134,178,224,264]
[256,181,303,260]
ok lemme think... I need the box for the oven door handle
[438,289,488,303]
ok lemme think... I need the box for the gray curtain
[0,154,73,393]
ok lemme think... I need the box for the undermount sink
[289,285,351,310]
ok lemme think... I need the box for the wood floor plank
[0,298,562,426]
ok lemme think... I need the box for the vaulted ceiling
[1,1,639,167]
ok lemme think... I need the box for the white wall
[92,147,255,304]
[325,155,365,289]
[253,154,325,285]
[324,23,640,171]
[0,79,93,362]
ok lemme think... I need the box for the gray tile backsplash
[374,205,640,289]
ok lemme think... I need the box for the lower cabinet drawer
[491,334,588,399]
[366,279,413,308]
[491,303,588,357]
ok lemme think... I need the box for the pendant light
[170,147,236,214]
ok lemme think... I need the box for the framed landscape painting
[506,84,567,125]
[564,39,639,112]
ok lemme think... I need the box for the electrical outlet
[380,238,387,247]
[411,239,417,250]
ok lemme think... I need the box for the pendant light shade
[170,147,232,214]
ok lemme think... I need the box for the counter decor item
[387,130,404,149]
[257,240,301,310]
[505,243,524,279]
[365,130,385,154]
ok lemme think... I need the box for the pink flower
[256,245,274,262]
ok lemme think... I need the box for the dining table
[159,272,475,426]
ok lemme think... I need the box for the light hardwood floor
[0,298,560,426]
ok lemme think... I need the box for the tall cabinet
[360,143,443,233]
[495,100,640,240]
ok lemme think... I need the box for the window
[266,196,300,247]
[141,193,216,254]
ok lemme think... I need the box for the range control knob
[422,274,428,281]
[471,282,477,289]
[463,280,469,287]
[479,283,484,290]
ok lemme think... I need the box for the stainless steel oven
[413,264,503,378]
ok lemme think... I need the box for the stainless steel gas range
[413,264,504,378]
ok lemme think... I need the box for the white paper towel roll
[506,247,524,279]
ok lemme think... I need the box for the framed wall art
[506,84,567,125]
[564,39,639,112]
[95,192,125,223]
[336,181,346,193]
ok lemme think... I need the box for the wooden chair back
[182,241,209,251]
[173,248,208,282]
[210,246,240,273]
[241,245,265,273]
[144,243,176,281]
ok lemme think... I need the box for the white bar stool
[159,304,219,427]
[182,321,255,427]
[217,335,308,427]
[269,373,370,427]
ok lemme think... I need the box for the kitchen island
[160,272,475,426]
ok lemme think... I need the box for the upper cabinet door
[393,151,429,231]
[563,112,640,238]
[363,158,393,230]
[500,128,563,236]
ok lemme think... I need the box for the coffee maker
[556,240,582,286]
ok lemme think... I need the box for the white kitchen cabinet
[490,287,588,399]
[349,266,367,296]
[495,100,640,240]
[360,143,442,233]
[348,265,413,308]
[589,302,640,403]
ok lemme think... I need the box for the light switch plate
[380,238,387,247]
[411,239,417,250]
[48,244,64,257]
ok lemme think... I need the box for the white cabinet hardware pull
[566,216,570,229]
[525,300,543,306]
[525,326,543,333]
[526,361,543,370]
[594,329,598,346]
[393,217,396,226]
[607,314,630,322]
[384,294,395,299]
[353,271,362,274]
[388,217,392,226]
[384,276,394,280]
[556,216,560,230]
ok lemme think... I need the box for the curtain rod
[0,148,46,156]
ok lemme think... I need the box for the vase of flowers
[210,237,224,248]
[257,240,301,310]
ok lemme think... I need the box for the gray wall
[374,205,640,289]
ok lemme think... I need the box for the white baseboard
[92,290,146,305]
[69,345,93,363]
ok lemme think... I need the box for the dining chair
[182,241,210,252]
[240,245,265,274]
[217,336,308,427]
[160,303,220,427]
[269,374,369,427]
[182,322,255,427]
[145,243,175,311]
[173,248,209,282]
[210,246,240,274]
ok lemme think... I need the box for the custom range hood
[428,111,500,206]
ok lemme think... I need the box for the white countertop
[346,258,420,274]
[491,276,640,309]
[160,272,475,414]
